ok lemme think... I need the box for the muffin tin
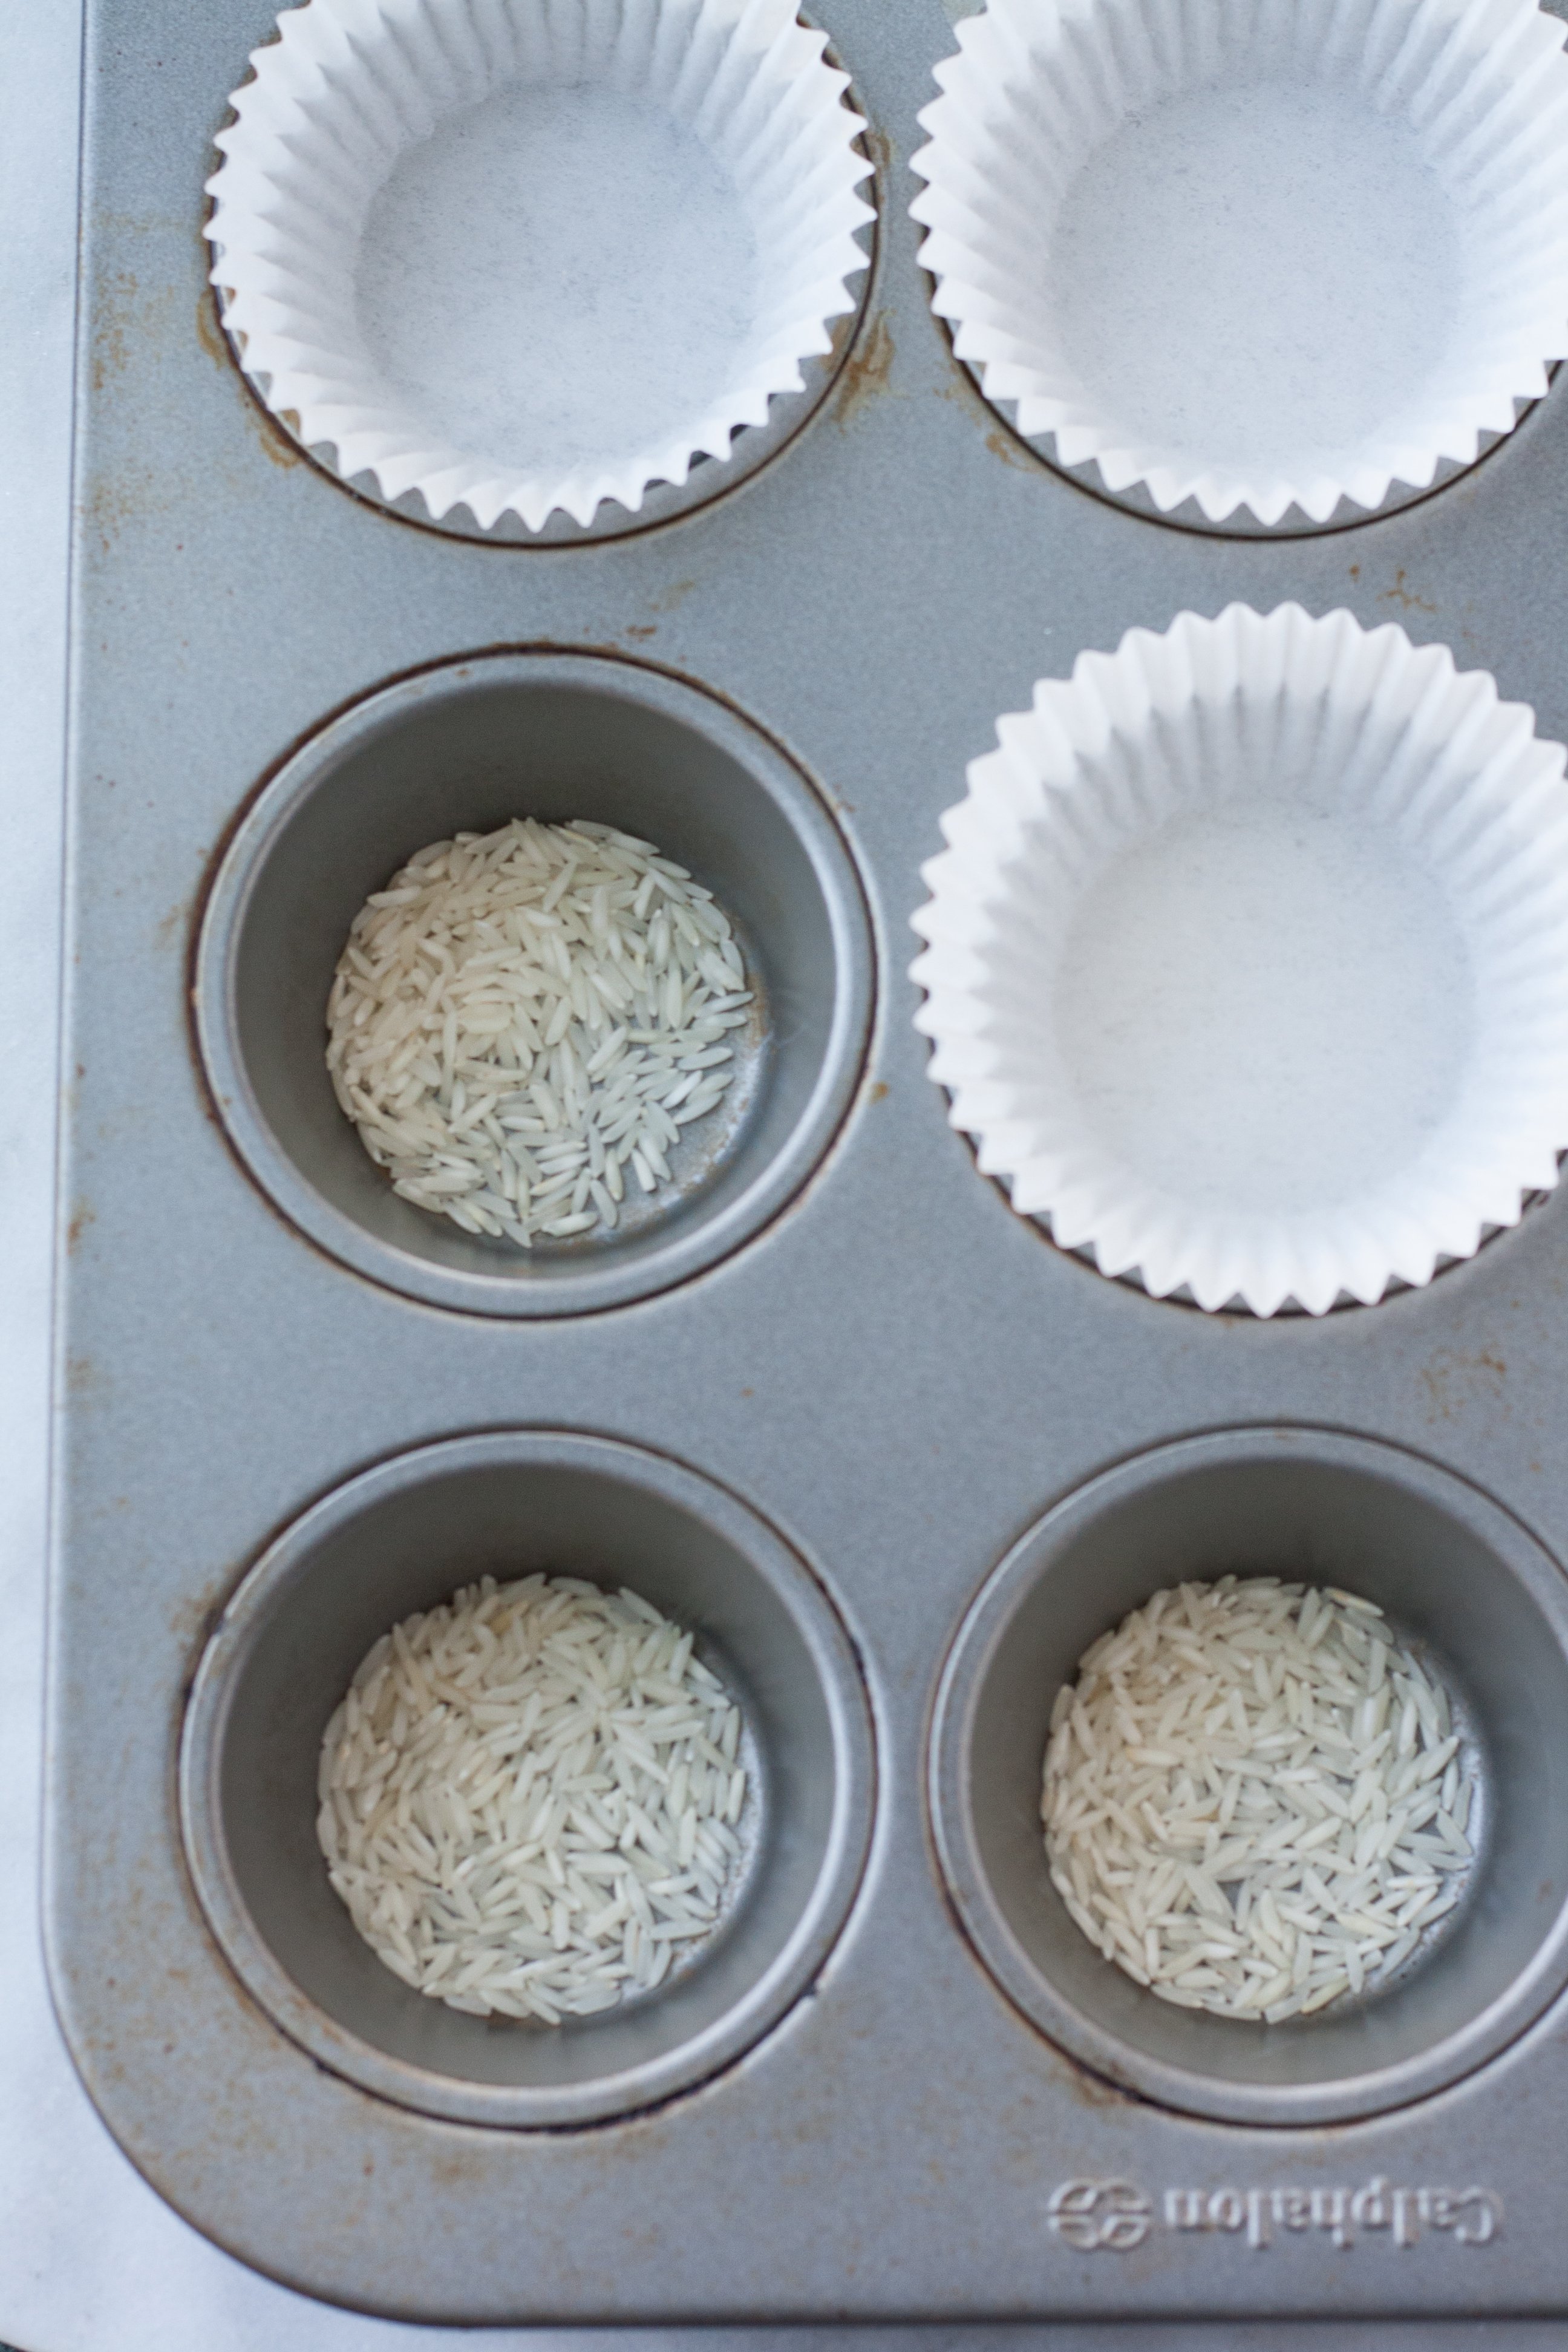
[47,0,1568,2326]
[196,650,874,1313]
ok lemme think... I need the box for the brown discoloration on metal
[927,309,1054,482]
[618,593,691,641]
[91,247,180,410]
[1422,1344,1508,1423]
[193,284,227,370]
[833,307,896,428]
[67,1200,96,1253]
[1383,567,1437,615]
[92,269,132,395]
[90,231,177,379]
[171,1452,405,1705]
[81,463,169,555]
[650,578,697,615]
[168,1573,234,1675]
[155,901,186,950]
[859,120,893,181]
[270,407,306,463]
[866,1080,889,1104]
[1058,2048,1144,2111]
[428,2146,498,2190]
[985,424,1036,474]
[198,287,304,470]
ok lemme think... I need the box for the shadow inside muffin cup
[929,1428,1568,2126]
[197,651,872,1316]
[180,1431,875,2128]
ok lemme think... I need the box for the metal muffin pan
[180,1429,875,2128]
[46,0,1568,2326]
[196,648,874,1316]
[932,1426,1568,2129]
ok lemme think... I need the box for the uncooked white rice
[326,818,753,1245]
[318,1574,751,2021]
[1042,1578,1476,2022]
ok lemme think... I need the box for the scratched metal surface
[44,0,1568,2324]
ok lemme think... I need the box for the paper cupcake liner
[910,604,1568,1316]
[910,0,1568,529]
[207,0,874,535]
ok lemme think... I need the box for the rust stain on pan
[168,1572,236,1669]
[833,308,895,427]
[197,287,302,469]
[81,465,169,553]
[91,269,133,395]
[1421,1344,1508,1423]
[984,425,1035,474]
[193,284,227,370]
[860,121,893,180]
[1056,2048,1142,2110]
[91,255,179,400]
[66,1200,96,1253]
[649,578,697,615]
[621,578,701,640]
[1382,567,1437,615]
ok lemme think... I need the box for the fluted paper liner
[207,0,874,534]
[911,605,1568,1315]
[910,0,1568,528]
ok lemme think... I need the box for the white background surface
[0,6,593,2345]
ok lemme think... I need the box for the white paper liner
[910,0,1568,527]
[910,604,1568,1316]
[206,0,874,533]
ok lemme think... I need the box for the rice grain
[327,820,753,1246]
[318,1574,751,2020]
[1042,1578,1477,2022]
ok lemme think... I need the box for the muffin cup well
[929,1427,1568,2126]
[206,0,875,538]
[197,650,874,1318]
[180,1431,876,2128]
[910,603,1568,1317]
[910,0,1568,531]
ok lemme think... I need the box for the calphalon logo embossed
[1047,2174,1502,2253]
